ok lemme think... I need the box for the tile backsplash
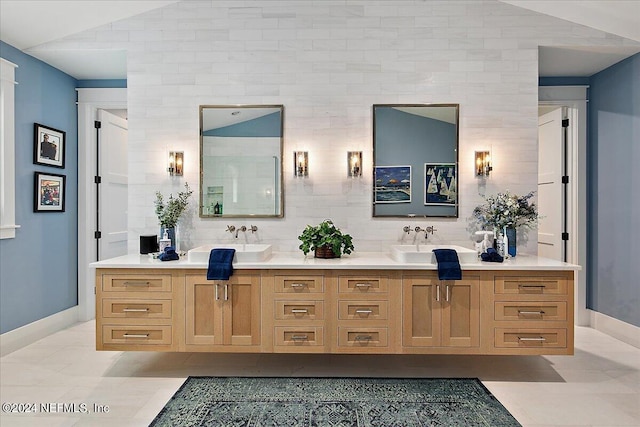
[42,0,635,254]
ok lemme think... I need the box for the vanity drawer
[495,276,567,296]
[102,325,172,345]
[338,300,388,321]
[338,276,388,294]
[495,328,566,348]
[338,327,388,347]
[275,300,324,321]
[102,299,172,319]
[102,274,172,293]
[274,327,324,347]
[495,302,566,322]
[274,275,324,293]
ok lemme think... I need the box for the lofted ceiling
[0,0,639,80]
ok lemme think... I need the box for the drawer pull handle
[518,284,546,289]
[355,283,372,289]
[354,334,373,341]
[291,309,309,314]
[123,281,151,287]
[122,333,150,338]
[290,335,309,341]
[518,336,546,342]
[355,309,373,315]
[290,283,307,288]
[122,308,150,313]
[518,310,545,316]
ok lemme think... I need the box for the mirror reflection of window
[199,105,284,218]
[373,104,459,218]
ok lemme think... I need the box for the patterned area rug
[150,377,521,426]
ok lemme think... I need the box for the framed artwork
[374,165,411,203]
[34,123,65,168]
[424,163,457,205]
[34,172,65,212]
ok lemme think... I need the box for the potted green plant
[154,182,193,248]
[298,219,355,258]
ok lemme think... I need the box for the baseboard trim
[589,310,640,349]
[0,306,79,356]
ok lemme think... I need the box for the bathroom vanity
[93,252,578,356]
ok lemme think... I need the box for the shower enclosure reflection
[199,105,284,218]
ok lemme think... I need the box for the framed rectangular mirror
[199,105,284,218]
[373,104,459,218]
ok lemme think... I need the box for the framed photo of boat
[374,165,411,203]
[424,163,457,206]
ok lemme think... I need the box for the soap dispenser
[159,231,171,252]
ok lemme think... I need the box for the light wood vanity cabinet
[95,267,574,356]
[265,272,328,352]
[402,272,480,350]
[96,270,178,351]
[184,272,261,351]
[490,272,574,354]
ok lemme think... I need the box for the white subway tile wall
[42,0,636,253]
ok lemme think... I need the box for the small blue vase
[506,227,517,257]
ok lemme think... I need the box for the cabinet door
[440,277,480,347]
[402,277,441,347]
[185,276,223,345]
[224,274,261,346]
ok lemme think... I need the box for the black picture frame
[34,123,65,168]
[34,172,66,212]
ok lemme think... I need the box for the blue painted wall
[0,41,78,334]
[76,79,127,88]
[588,53,640,327]
[203,111,282,137]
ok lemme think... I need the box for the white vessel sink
[390,244,477,264]
[187,244,272,263]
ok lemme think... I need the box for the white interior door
[98,109,128,260]
[537,108,564,260]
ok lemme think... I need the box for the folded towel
[432,248,462,280]
[480,247,504,263]
[207,248,236,280]
[158,246,179,261]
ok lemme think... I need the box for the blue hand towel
[158,246,179,261]
[207,248,236,280]
[480,247,504,263]
[432,248,462,280]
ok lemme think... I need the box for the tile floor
[1,322,638,426]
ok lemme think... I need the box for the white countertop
[91,251,581,271]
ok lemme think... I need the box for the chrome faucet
[248,225,258,233]
[226,225,236,234]
[235,225,247,238]
[402,226,411,234]
[414,225,437,238]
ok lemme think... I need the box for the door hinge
[94,286,96,295]
[94,120,101,129]
[95,231,102,239]
[562,232,569,241]
[561,175,569,184]
[562,118,569,127]
[94,176,102,184]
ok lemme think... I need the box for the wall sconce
[475,150,492,177]
[294,151,308,177]
[168,151,184,176]
[347,151,362,177]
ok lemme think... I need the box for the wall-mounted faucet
[235,225,247,238]
[226,224,258,238]
[403,226,411,234]
[411,225,438,239]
